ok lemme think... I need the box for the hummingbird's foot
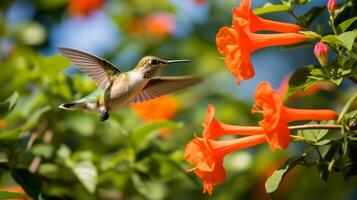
[100,110,110,121]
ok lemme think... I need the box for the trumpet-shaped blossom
[233,0,302,33]
[252,82,338,151]
[203,104,265,139]
[185,135,266,195]
[216,22,310,83]
[314,42,329,67]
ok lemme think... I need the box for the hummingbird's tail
[58,102,86,110]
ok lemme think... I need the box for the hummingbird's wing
[58,47,121,90]
[132,76,202,103]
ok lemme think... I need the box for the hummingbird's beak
[166,60,191,64]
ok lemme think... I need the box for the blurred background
[0,0,356,199]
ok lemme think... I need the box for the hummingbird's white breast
[109,71,149,110]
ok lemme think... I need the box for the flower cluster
[185,82,338,194]
[185,0,342,195]
[216,0,310,84]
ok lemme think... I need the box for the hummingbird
[58,47,202,121]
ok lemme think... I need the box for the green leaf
[321,35,343,48]
[32,144,54,159]
[131,174,166,200]
[315,140,331,146]
[72,161,97,194]
[339,92,357,122]
[21,106,51,131]
[11,169,42,199]
[253,3,290,15]
[286,65,317,97]
[0,191,24,199]
[131,120,182,149]
[295,0,311,4]
[298,122,331,143]
[338,16,357,33]
[265,155,305,193]
[337,31,357,51]
[0,92,19,118]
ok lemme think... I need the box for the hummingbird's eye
[150,59,160,65]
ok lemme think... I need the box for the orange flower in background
[144,13,175,37]
[185,135,266,195]
[216,22,310,84]
[69,0,103,17]
[131,95,178,137]
[192,0,207,5]
[203,104,265,139]
[131,95,177,121]
[0,185,28,200]
[233,0,302,33]
[252,82,338,151]
[0,120,6,128]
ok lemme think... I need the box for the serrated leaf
[337,31,357,51]
[338,92,357,122]
[253,3,290,15]
[11,169,42,199]
[265,155,304,193]
[0,191,24,199]
[338,16,357,33]
[72,161,97,194]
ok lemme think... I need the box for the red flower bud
[327,0,337,14]
[314,42,329,67]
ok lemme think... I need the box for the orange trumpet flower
[233,0,302,33]
[131,95,178,137]
[185,135,266,195]
[203,104,265,139]
[216,23,310,84]
[252,82,338,151]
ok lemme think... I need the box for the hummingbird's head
[136,56,191,78]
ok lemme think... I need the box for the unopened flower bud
[327,0,337,14]
[314,42,329,67]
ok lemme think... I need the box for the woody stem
[289,124,342,130]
